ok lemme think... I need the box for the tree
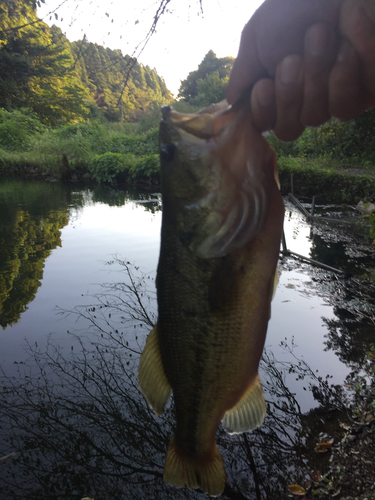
[0,0,42,37]
[195,70,229,107]
[0,7,92,125]
[178,50,234,104]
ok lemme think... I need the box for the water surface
[0,179,373,499]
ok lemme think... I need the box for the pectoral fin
[222,375,266,434]
[138,325,172,416]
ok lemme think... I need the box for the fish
[138,96,284,496]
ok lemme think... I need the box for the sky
[38,0,265,96]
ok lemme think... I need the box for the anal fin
[164,436,226,497]
[138,325,171,416]
[222,375,266,434]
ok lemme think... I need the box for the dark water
[0,179,374,499]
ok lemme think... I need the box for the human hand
[226,0,375,141]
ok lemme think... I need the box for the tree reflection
[0,260,354,499]
[0,181,161,330]
[320,273,375,369]
[89,184,162,213]
[0,208,69,329]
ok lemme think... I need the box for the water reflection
[284,198,375,275]
[0,180,74,328]
[0,181,162,331]
[1,260,368,500]
[0,183,374,498]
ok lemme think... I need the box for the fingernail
[305,23,333,57]
[279,55,302,85]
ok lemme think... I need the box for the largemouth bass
[138,97,284,496]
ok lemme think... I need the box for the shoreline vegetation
[1,108,375,205]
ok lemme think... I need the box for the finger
[273,55,305,142]
[226,0,342,104]
[250,79,277,133]
[300,23,339,126]
[340,0,375,106]
[226,25,265,104]
[328,40,364,120]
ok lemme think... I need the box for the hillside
[0,0,172,125]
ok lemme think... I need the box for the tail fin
[163,436,226,497]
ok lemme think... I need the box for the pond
[0,179,374,500]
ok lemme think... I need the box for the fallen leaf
[311,470,322,482]
[288,484,306,496]
[304,480,312,490]
[315,442,332,453]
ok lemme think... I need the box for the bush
[52,121,110,155]
[109,128,158,156]
[130,154,160,185]
[87,152,160,186]
[88,152,137,183]
[0,108,46,152]
[266,133,298,157]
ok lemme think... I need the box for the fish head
[159,101,282,258]
[159,104,221,207]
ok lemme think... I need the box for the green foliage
[0,4,172,125]
[135,102,165,132]
[277,157,375,203]
[130,154,160,185]
[266,133,298,158]
[172,101,201,114]
[0,11,91,125]
[71,40,172,123]
[178,50,234,105]
[50,121,109,155]
[110,128,158,156]
[194,71,228,107]
[0,108,46,151]
[32,123,101,175]
[88,151,160,186]
[88,152,136,183]
[274,109,375,162]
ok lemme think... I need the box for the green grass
[278,156,375,204]
[1,108,375,199]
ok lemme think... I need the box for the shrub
[88,152,137,183]
[130,154,160,185]
[266,133,298,157]
[52,121,109,154]
[0,108,46,152]
[109,128,158,156]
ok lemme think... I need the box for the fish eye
[160,143,176,163]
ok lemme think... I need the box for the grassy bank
[278,157,375,204]
[1,109,375,205]
[0,110,161,188]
